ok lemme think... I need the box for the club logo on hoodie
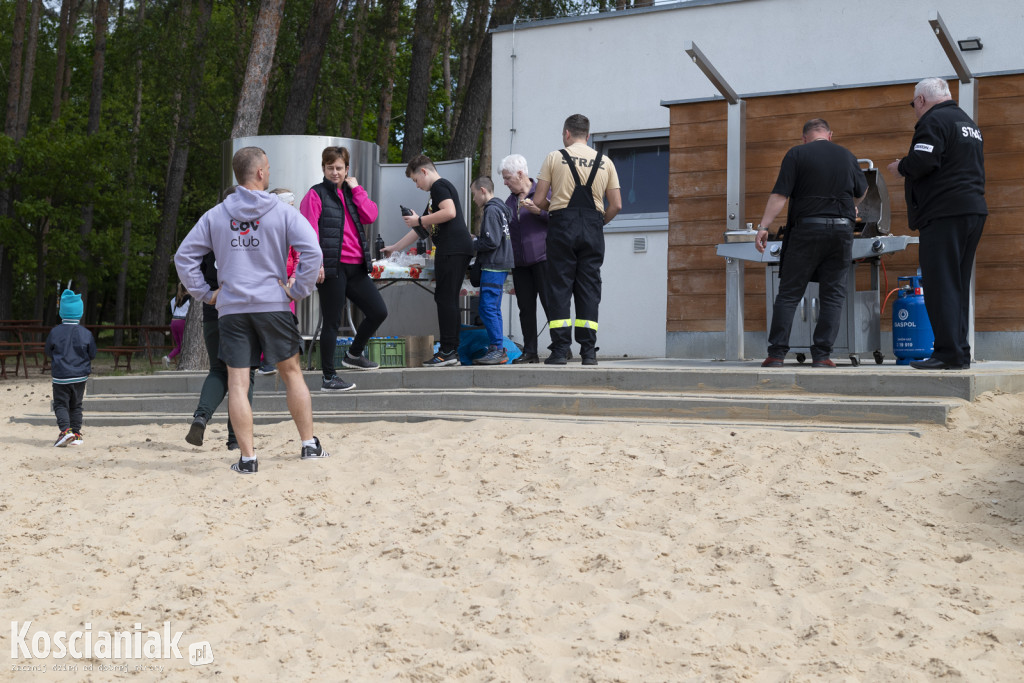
[230,219,260,248]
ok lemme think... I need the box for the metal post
[928,12,978,360]
[724,257,744,361]
[686,42,747,359]
[726,100,746,230]
[960,79,979,359]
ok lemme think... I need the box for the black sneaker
[423,349,460,367]
[300,436,330,460]
[581,356,598,366]
[226,440,239,451]
[230,457,258,474]
[186,415,207,446]
[342,352,379,370]
[321,375,356,392]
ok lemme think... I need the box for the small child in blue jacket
[45,289,97,447]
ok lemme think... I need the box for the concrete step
[82,361,1024,402]
[16,385,961,427]
[18,359,1015,429]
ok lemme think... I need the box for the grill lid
[856,159,890,236]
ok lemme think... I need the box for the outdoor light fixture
[957,37,983,51]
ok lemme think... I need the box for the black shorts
[218,311,301,369]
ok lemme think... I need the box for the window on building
[597,134,669,216]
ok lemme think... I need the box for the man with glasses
[887,77,986,370]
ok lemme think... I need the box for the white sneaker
[162,355,171,369]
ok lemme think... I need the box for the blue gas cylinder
[892,275,934,365]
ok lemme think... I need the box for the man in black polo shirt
[755,118,867,368]
[887,77,986,370]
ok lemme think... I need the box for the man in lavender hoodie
[175,146,327,475]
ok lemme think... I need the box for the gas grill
[715,160,917,366]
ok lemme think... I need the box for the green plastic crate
[367,337,406,368]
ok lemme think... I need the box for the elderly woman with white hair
[500,154,552,363]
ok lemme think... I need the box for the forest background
[0,0,650,346]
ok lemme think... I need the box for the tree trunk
[231,0,285,138]
[179,294,208,371]
[33,218,50,320]
[374,0,403,163]
[445,0,514,163]
[76,0,110,312]
[449,0,487,137]
[0,0,27,321]
[51,0,70,121]
[340,0,368,138]
[280,0,337,135]
[442,17,452,134]
[315,0,351,135]
[140,0,213,334]
[51,0,83,123]
[402,0,437,161]
[444,29,491,161]
[16,0,40,139]
[114,0,146,346]
[3,0,27,135]
[480,103,492,186]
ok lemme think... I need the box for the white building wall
[491,0,1023,358]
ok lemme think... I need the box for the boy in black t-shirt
[385,155,474,366]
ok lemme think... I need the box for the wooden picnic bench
[0,326,29,379]
[86,324,172,372]
[17,324,51,373]
[0,322,172,377]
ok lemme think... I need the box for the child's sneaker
[300,436,330,460]
[54,428,75,448]
[71,432,84,446]
[230,457,258,474]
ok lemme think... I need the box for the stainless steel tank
[222,135,380,205]
[221,135,381,345]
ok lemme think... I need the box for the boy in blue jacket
[470,177,514,365]
[45,289,97,447]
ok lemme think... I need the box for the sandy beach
[2,373,1023,681]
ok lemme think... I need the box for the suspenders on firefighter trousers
[546,149,605,357]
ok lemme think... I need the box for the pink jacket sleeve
[299,189,323,240]
[348,185,379,225]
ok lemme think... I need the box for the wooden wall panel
[667,74,1024,335]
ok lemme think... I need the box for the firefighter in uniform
[527,114,622,365]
